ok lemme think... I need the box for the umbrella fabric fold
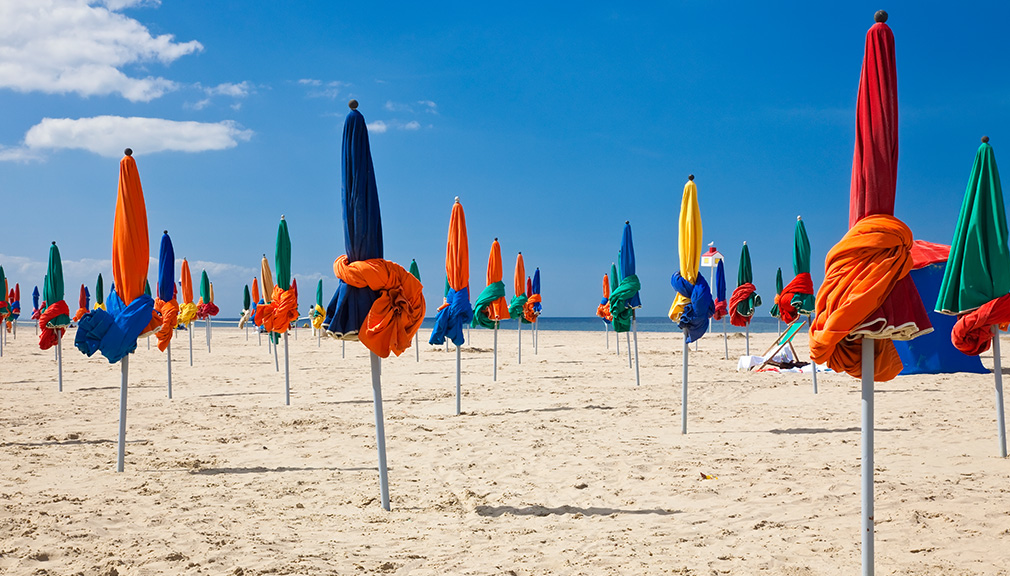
[769,268,784,319]
[609,275,642,333]
[523,276,541,322]
[729,243,761,327]
[74,152,157,363]
[507,253,529,324]
[334,256,425,357]
[310,279,325,330]
[254,219,299,335]
[429,200,472,346]
[196,270,220,320]
[669,179,712,339]
[40,243,71,350]
[94,274,105,310]
[240,278,259,329]
[472,240,510,329]
[31,286,40,321]
[73,285,90,322]
[532,268,542,315]
[153,232,178,352]
[671,272,714,343]
[936,140,1010,315]
[790,218,817,314]
[9,284,20,326]
[712,260,728,321]
[950,294,1010,356]
[810,214,915,380]
[596,273,613,323]
[178,260,198,326]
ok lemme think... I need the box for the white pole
[57,330,63,392]
[246,326,249,341]
[518,321,522,364]
[632,312,640,386]
[626,331,632,369]
[147,335,150,350]
[605,320,609,349]
[811,314,819,394]
[745,323,750,356]
[370,352,390,511]
[117,355,129,472]
[167,342,172,399]
[493,324,498,381]
[682,331,689,434]
[318,328,321,348]
[455,344,462,415]
[258,328,262,346]
[991,325,1007,458]
[414,332,418,361]
[284,332,290,406]
[616,323,621,357]
[723,317,728,360]
[205,319,211,353]
[273,335,279,372]
[342,339,345,359]
[188,326,193,366]
[861,337,874,576]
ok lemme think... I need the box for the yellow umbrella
[669,177,702,321]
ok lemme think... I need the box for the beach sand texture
[1,326,1008,575]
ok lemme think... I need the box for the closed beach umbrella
[155,232,179,397]
[197,270,220,353]
[73,284,90,322]
[95,273,105,310]
[729,242,761,355]
[429,198,473,413]
[0,268,7,353]
[325,101,425,510]
[243,285,251,316]
[668,176,715,433]
[809,14,931,575]
[508,252,529,363]
[256,217,299,403]
[178,259,198,365]
[778,217,816,324]
[408,260,421,360]
[10,283,20,335]
[472,239,509,380]
[770,268,784,319]
[39,243,71,382]
[936,137,1010,458]
[713,259,729,359]
[610,222,643,384]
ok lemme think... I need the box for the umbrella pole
[810,314,819,394]
[370,352,390,511]
[632,312,640,387]
[318,329,322,348]
[258,329,262,347]
[682,330,689,434]
[493,324,498,382]
[626,331,632,369]
[414,332,418,361]
[246,326,249,341]
[284,332,290,406]
[117,355,129,473]
[991,326,1008,458]
[605,321,609,350]
[723,317,728,360]
[616,325,621,357]
[455,344,462,415]
[167,342,172,399]
[860,337,874,576]
[206,320,211,354]
[518,321,522,364]
[342,340,345,359]
[745,323,750,356]
[147,335,150,350]
[273,335,280,372]
[188,326,193,366]
[57,330,63,392]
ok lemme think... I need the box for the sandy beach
[1,325,1009,575]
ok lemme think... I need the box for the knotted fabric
[524,294,542,323]
[311,304,325,330]
[670,272,714,343]
[596,296,613,323]
[472,280,507,329]
[74,293,156,363]
[196,300,220,320]
[729,283,760,327]
[326,255,424,357]
[430,287,472,347]
[255,285,298,334]
[950,294,1010,356]
[508,294,528,323]
[777,273,814,324]
[39,300,70,350]
[31,306,41,321]
[609,274,642,333]
[810,214,921,381]
[178,302,198,326]
[154,298,179,352]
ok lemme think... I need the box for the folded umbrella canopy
[935,137,1010,459]
[429,199,472,414]
[472,239,509,329]
[324,101,425,510]
[40,242,71,351]
[312,279,325,331]
[778,217,817,324]
[611,221,644,385]
[178,260,197,327]
[94,273,105,310]
[769,267,784,319]
[507,253,528,324]
[9,283,20,332]
[408,260,421,360]
[197,270,220,320]
[242,284,251,321]
[808,14,931,576]
[0,267,9,325]
[712,260,728,321]
[154,232,179,353]
[524,270,541,323]
[255,217,300,403]
[73,285,90,322]
[729,242,761,327]
[31,285,40,323]
[596,273,613,323]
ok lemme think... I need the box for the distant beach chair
[751,319,807,372]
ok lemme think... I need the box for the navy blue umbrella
[157,232,175,302]
[325,103,382,337]
[532,268,541,314]
[619,223,642,308]
[616,221,641,385]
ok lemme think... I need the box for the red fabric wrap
[196,301,220,320]
[728,283,757,327]
[712,300,728,321]
[777,273,814,324]
[254,285,299,334]
[39,300,70,350]
[154,298,179,352]
[951,294,1010,356]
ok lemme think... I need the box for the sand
[1,324,1009,575]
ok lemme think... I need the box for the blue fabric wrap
[671,272,714,343]
[620,223,642,308]
[429,287,472,347]
[325,108,384,337]
[714,260,727,303]
[74,291,155,363]
[11,299,20,318]
[158,233,175,301]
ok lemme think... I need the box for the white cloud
[0,0,203,102]
[0,146,43,163]
[302,80,347,99]
[298,78,322,86]
[186,98,212,110]
[205,81,252,98]
[100,0,160,9]
[367,121,388,134]
[385,100,414,113]
[0,116,253,160]
[418,100,438,114]
[402,120,420,131]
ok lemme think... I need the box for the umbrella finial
[494,237,498,241]
[124,148,132,156]
[163,229,168,234]
[625,220,629,224]
[51,241,56,246]
[454,196,460,203]
[874,10,887,23]
[982,136,990,143]
[688,174,694,181]
[281,214,285,220]
[348,99,358,110]
[797,215,802,221]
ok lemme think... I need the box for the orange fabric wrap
[810,214,913,381]
[255,285,299,334]
[154,298,179,351]
[596,302,612,321]
[524,294,542,322]
[112,155,149,305]
[333,255,426,358]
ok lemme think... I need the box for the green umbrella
[609,262,619,294]
[243,285,251,312]
[200,270,211,303]
[95,273,104,307]
[0,266,8,318]
[276,217,292,291]
[937,138,1010,314]
[144,279,152,297]
[408,260,420,361]
[792,218,816,314]
[735,243,761,317]
[44,243,69,326]
[315,279,323,309]
[770,267,783,318]
[409,259,420,281]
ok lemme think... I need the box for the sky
[2,1,1009,319]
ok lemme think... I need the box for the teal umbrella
[408,260,420,361]
[770,268,783,319]
[42,242,71,391]
[95,273,105,309]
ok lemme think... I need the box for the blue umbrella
[532,268,542,354]
[157,231,177,398]
[532,268,541,313]
[612,221,642,385]
[619,225,641,308]
[714,259,729,359]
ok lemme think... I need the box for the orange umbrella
[178,258,197,365]
[485,240,510,321]
[507,252,529,363]
[471,238,510,380]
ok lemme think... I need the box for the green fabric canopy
[769,267,783,318]
[472,281,507,329]
[409,259,420,281]
[0,266,8,317]
[791,218,816,314]
[44,243,70,326]
[508,294,529,323]
[200,270,211,303]
[609,263,619,294]
[276,218,292,291]
[95,273,104,306]
[315,278,323,308]
[608,274,641,333]
[144,279,151,297]
[937,141,1010,314]
[243,285,251,311]
[735,243,761,316]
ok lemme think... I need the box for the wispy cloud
[298,79,348,99]
[385,100,414,113]
[0,0,202,102]
[418,100,438,114]
[204,81,252,98]
[0,116,253,161]
[367,120,388,134]
[403,120,420,131]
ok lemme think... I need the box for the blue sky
[2,1,1009,318]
